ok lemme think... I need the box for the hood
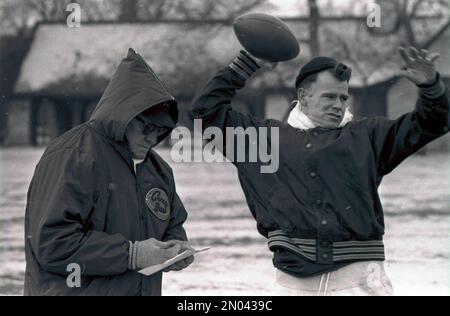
[89,48,178,143]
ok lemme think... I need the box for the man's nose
[332,101,343,111]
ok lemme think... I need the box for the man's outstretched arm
[367,47,449,176]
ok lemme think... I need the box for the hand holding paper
[163,240,196,272]
[138,247,209,276]
[130,238,181,270]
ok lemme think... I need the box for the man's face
[300,71,350,129]
[125,116,168,159]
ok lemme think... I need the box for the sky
[266,0,378,17]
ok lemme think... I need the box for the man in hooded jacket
[24,48,193,296]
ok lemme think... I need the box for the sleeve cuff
[128,241,137,270]
[228,50,261,81]
[418,73,446,99]
[128,241,133,270]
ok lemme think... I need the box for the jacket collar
[287,101,353,130]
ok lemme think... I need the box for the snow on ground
[0,147,449,296]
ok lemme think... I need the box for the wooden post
[70,100,85,126]
[29,98,39,146]
[308,0,321,57]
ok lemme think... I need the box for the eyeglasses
[136,115,168,135]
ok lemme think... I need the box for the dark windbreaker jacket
[192,52,450,277]
[24,49,188,295]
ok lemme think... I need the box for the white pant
[275,261,394,296]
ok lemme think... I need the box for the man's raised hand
[398,46,440,85]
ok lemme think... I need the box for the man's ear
[298,88,306,107]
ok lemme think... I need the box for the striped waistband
[268,230,385,263]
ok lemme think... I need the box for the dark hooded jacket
[192,53,450,278]
[24,49,187,296]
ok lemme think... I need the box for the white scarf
[133,158,144,174]
[287,101,353,130]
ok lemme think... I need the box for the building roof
[15,22,240,97]
[14,18,450,97]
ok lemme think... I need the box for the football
[233,13,300,62]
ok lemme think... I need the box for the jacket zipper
[134,165,147,238]
[134,164,147,295]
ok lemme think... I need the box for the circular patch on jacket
[145,188,171,221]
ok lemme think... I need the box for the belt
[268,230,385,263]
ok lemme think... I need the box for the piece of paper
[138,247,210,276]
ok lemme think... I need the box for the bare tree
[0,0,124,37]
[366,0,450,46]
[308,0,321,56]
[0,0,269,36]
[300,0,449,85]
[136,0,266,21]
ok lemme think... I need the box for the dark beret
[295,57,352,89]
